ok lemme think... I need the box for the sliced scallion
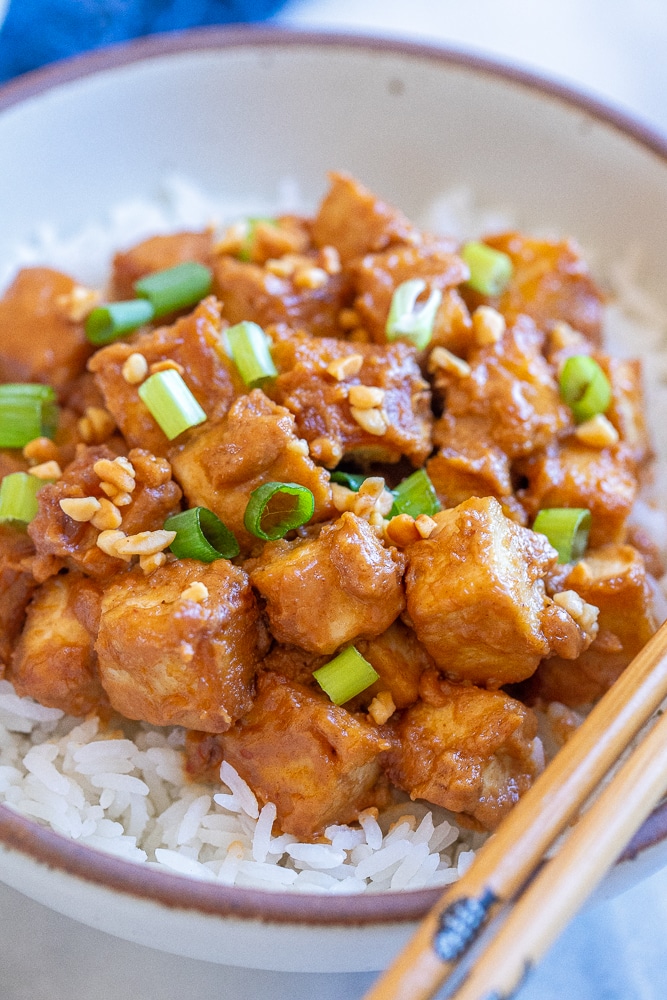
[313,646,379,706]
[84,300,155,346]
[386,279,442,350]
[461,242,513,296]
[137,369,206,440]
[533,507,591,564]
[559,355,612,424]
[164,507,240,562]
[244,481,315,541]
[0,471,44,524]
[390,468,441,519]
[223,321,277,388]
[134,262,213,318]
[330,471,367,492]
[0,383,58,447]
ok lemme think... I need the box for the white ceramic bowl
[1,28,667,974]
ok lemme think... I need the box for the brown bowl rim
[1,25,667,928]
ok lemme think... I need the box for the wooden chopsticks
[364,618,667,1000]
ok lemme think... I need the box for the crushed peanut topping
[213,220,248,257]
[29,460,62,480]
[139,551,167,575]
[59,496,102,522]
[385,513,420,547]
[180,581,209,603]
[357,477,385,502]
[553,590,600,640]
[113,529,177,558]
[129,450,172,488]
[348,384,386,410]
[286,438,310,457]
[415,513,438,539]
[574,414,620,448]
[472,305,506,345]
[150,359,186,376]
[319,245,341,275]
[96,529,132,560]
[550,321,586,352]
[293,266,329,290]
[22,437,61,465]
[90,498,123,531]
[121,353,149,385]
[331,482,357,513]
[338,307,361,330]
[309,435,343,467]
[93,456,136,494]
[78,406,117,445]
[428,346,471,378]
[350,406,388,436]
[368,690,396,725]
[325,353,364,381]
[55,285,101,322]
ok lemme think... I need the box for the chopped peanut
[59,496,102,522]
[338,307,361,330]
[94,456,136,494]
[149,359,186,376]
[139,551,167,575]
[553,590,600,640]
[23,437,61,465]
[320,245,341,275]
[113,529,176,557]
[29,460,62,480]
[549,321,586,352]
[428,346,471,378]
[358,477,385,502]
[368,690,396,725]
[331,483,357,513]
[385,513,420,547]
[348,385,386,410]
[574,414,620,448]
[180,581,209,603]
[90,498,123,531]
[121,353,149,385]
[78,406,117,445]
[472,305,506,345]
[309,435,343,466]
[325,353,364,381]
[96,529,132,560]
[293,266,328,290]
[55,284,101,322]
[415,514,438,539]
[350,406,388,436]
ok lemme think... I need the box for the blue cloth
[0,0,286,83]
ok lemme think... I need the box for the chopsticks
[364,618,667,1000]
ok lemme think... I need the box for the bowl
[1,27,667,975]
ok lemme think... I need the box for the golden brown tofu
[519,441,638,548]
[404,496,566,687]
[351,239,468,344]
[597,355,651,468]
[171,389,333,553]
[356,619,433,710]
[441,316,571,461]
[0,268,93,396]
[529,544,660,706]
[96,558,265,732]
[250,512,407,655]
[28,445,182,582]
[472,232,605,342]
[88,297,243,455]
[311,172,414,264]
[9,573,105,716]
[268,326,432,468]
[111,230,213,300]
[383,670,542,830]
[0,524,37,672]
[427,414,513,509]
[213,672,391,838]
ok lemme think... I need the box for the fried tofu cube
[216,672,391,837]
[356,619,433,710]
[0,525,37,672]
[383,670,542,830]
[10,573,105,716]
[405,496,560,686]
[597,355,651,468]
[170,389,333,553]
[250,512,407,655]
[111,230,213,299]
[0,268,93,396]
[427,414,513,509]
[95,558,265,732]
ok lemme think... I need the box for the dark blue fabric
[0,0,287,83]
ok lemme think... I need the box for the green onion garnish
[0,383,59,447]
[386,279,442,350]
[390,469,441,519]
[461,241,513,296]
[533,507,591,564]
[238,217,276,263]
[223,321,277,388]
[164,507,240,562]
[84,300,155,346]
[244,482,315,541]
[0,471,44,524]
[313,646,380,706]
[137,369,207,440]
[330,471,367,492]
[134,262,213,319]
[559,355,612,424]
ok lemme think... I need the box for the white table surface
[2,2,667,997]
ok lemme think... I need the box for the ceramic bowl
[1,28,667,974]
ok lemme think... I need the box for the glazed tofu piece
[529,544,660,706]
[470,232,605,342]
[356,619,434,710]
[89,297,243,455]
[311,172,414,264]
[170,389,333,553]
[250,512,407,655]
[28,445,182,581]
[0,268,93,396]
[405,496,572,686]
[427,413,513,509]
[111,230,213,299]
[0,525,37,672]
[383,670,543,830]
[268,326,432,468]
[95,558,265,732]
[597,355,651,468]
[519,441,637,548]
[440,315,571,461]
[9,573,105,716]
[216,672,391,838]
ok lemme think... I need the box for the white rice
[0,175,665,893]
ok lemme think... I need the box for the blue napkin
[0,0,287,83]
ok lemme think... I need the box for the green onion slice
[223,321,277,388]
[164,507,240,562]
[244,481,315,541]
[533,507,591,564]
[386,279,442,350]
[559,355,612,424]
[461,242,513,296]
[313,646,380,706]
[134,262,213,319]
[0,471,44,524]
[330,471,367,492]
[84,300,155,346]
[138,369,207,440]
[0,383,59,447]
[238,217,276,263]
[390,469,441,519]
